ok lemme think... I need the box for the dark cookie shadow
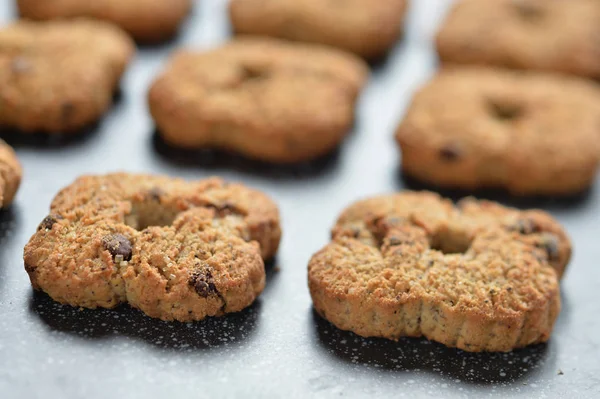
[0,89,124,149]
[29,290,261,351]
[151,130,341,180]
[398,169,594,211]
[311,309,551,385]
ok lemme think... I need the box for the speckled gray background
[0,1,599,398]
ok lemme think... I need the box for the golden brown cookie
[229,0,408,59]
[395,67,600,196]
[308,191,570,352]
[148,38,368,163]
[0,19,134,134]
[17,0,192,42]
[24,173,281,321]
[436,0,600,78]
[0,140,22,207]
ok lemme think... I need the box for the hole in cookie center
[430,229,472,255]
[487,100,524,121]
[124,199,179,231]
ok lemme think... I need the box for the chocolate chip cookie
[395,67,600,195]
[436,0,600,78]
[0,140,22,207]
[24,173,281,321]
[149,38,368,163]
[229,0,408,59]
[0,19,134,134]
[17,0,192,42]
[308,191,570,352]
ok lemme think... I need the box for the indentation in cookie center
[124,198,179,231]
[512,0,544,21]
[487,99,524,122]
[430,229,472,255]
[241,65,269,82]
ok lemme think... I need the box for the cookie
[0,140,22,207]
[24,173,281,321]
[308,191,570,352]
[149,38,368,163]
[17,0,192,42]
[436,0,600,78]
[0,19,134,134]
[395,67,600,195]
[229,0,408,59]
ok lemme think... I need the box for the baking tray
[1,1,599,398]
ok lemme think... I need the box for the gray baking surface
[0,1,598,398]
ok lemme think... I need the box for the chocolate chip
[148,187,164,202]
[62,102,75,121]
[538,233,559,261]
[510,218,540,235]
[24,263,36,273]
[101,234,132,261]
[188,269,218,297]
[205,201,243,217]
[11,57,32,74]
[439,143,462,162]
[37,214,63,231]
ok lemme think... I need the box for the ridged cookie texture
[0,140,22,208]
[0,19,134,133]
[436,0,600,78]
[395,67,600,195]
[17,0,192,42]
[308,191,570,352]
[24,173,281,322]
[229,0,407,59]
[149,38,368,163]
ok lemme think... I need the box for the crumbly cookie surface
[17,0,192,42]
[0,19,134,133]
[229,0,407,59]
[24,173,281,321]
[436,0,600,78]
[395,67,600,195]
[308,191,570,352]
[149,38,368,163]
[0,140,22,208]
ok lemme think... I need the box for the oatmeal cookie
[436,0,600,78]
[17,0,192,42]
[24,173,281,321]
[229,0,408,59]
[149,38,368,163]
[0,19,134,133]
[308,191,570,352]
[395,67,600,195]
[0,140,22,207]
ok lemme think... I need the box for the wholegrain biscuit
[24,173,281,321]
[229,0,408,59]
[17,0,192,42]
[395,67,600,195]
[149,38,368,163]
[436,0,600,78]
[0,19,134,134]
[308,191,570,352]
[0,140,22,207]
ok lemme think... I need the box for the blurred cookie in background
[395,67,600,196]
[148,38,368,164]
[17,0,192,42]
[0,19,134,134]
[436,0,600,78]
[229,0,408,60]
